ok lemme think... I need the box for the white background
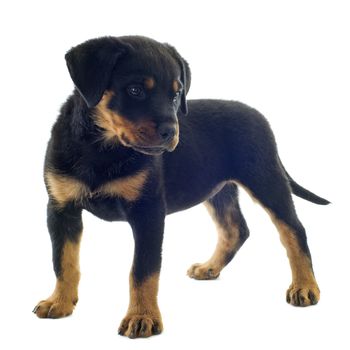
[1,1,349,349]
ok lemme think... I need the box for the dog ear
[164,44,191,115]
[65,37,128,107]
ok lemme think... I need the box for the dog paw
[118,314,163,338]
[187,263,220,280]
[33,297,77,318]
[286,284,320,307]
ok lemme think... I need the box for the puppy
[33,36,329,338]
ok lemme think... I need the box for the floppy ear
[164,44,191,115]
[65,37,128,107]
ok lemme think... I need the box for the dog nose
[158,123,176,142]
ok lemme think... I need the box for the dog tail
[279,158,331,205]
[288,176,330,205]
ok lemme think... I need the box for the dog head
[65,36,191,155]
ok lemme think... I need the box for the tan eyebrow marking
[172,80,180,93]
[144,77,155,90]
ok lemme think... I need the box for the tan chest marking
[45,170,149,207]
[98,171,149,202]
[45,172,88,207]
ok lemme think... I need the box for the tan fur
[94,91,138,145]
[45,171,89,207]
[167,122,180,151]
[144,77,155,90]
[270,215,313,284]
[269,213,320,304]
[46,169,149,207]
[35,236,81,318]
[119,273,163,337]
[187,200,240,279]
[128,273,160,316]
[172,80,180,93]
[94,91,160,147]
[98,170,149,201]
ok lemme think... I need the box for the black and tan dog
[33,36,329,338]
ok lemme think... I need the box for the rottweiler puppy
[33,36,329,338]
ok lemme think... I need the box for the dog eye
[127,85,145,98]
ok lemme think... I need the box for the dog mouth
[130,145,167,155]
[123,135,179,155]
[120,133,179,155]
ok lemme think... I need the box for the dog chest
[45,170,149,208]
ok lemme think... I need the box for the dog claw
[207,269,214,278]
[118,315,163,338]
[32,305,39,313]
[33,298,76,318]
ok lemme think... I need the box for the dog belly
[84,197,127,222]
[165,181,225,214]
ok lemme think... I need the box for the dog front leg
[34,202,83,318]
[118,198,165,338]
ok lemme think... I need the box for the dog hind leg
[238,164,320,306]
[187,183,249,280]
